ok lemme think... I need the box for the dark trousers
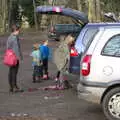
[56,70,71,89]
[56,71,60,78]
[42,59,48,75]
[33,65,43,82]
[8,60,19,91]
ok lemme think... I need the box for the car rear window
[82,28,99,53]
[75,27,98,54]
[82,28,98,47]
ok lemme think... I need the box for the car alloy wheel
[102,87,120,120]
[108,93,120,119]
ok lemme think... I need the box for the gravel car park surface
[0,31,106,120]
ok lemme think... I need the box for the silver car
[79,24,120,120]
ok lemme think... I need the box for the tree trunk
[8,0,12,32]
[76,0,82,11]
[96,0,101,22]
[0,0,8,33]
[33,0,38,31]
[88,0,96,22]
[76,0,86,12]
[40,0,49,30]
[0,0,2,33]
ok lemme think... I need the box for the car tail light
[53,7,62,13]
[81,55,92,76]
[70,47,78,57]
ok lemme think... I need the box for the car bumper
[77,83,106,104]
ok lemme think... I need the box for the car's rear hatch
[36,6,88,26]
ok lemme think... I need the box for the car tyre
[102,87,120,120]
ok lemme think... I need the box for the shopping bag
[3,49,17,66]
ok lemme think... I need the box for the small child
[30,43,43,83]
[39,40,50,80]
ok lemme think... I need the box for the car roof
[85,22,120,27]
[53,24,80,26]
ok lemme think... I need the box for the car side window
[102,35,120,57]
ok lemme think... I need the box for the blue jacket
[40,45,49,60]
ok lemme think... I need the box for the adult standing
[6,24,23,93]
[53,35,75,89]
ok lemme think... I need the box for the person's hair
[65,34,75,44]
[42,40,48,43]
[11,24,20,32]
[42,40,49,45]
[33,43,40,50]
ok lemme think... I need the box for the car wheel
[102,87,120,120]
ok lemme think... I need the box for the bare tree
[0,0,8,33]
[77,0,87,12]
[33,0,38,30]
[88,0,96,22]
[96,0,101,22]
[8,0,12,32]
[88,0,101,22]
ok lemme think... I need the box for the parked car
[79,23,120,120]
[48,24,81,41]
[36,6,120,120]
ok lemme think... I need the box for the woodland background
[0,0,120,34]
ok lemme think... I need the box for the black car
[48,24,81,41]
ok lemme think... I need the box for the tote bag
[3,49,17,66]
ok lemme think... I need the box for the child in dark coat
[39,40,50,80]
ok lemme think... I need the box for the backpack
[3,49,17,66]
